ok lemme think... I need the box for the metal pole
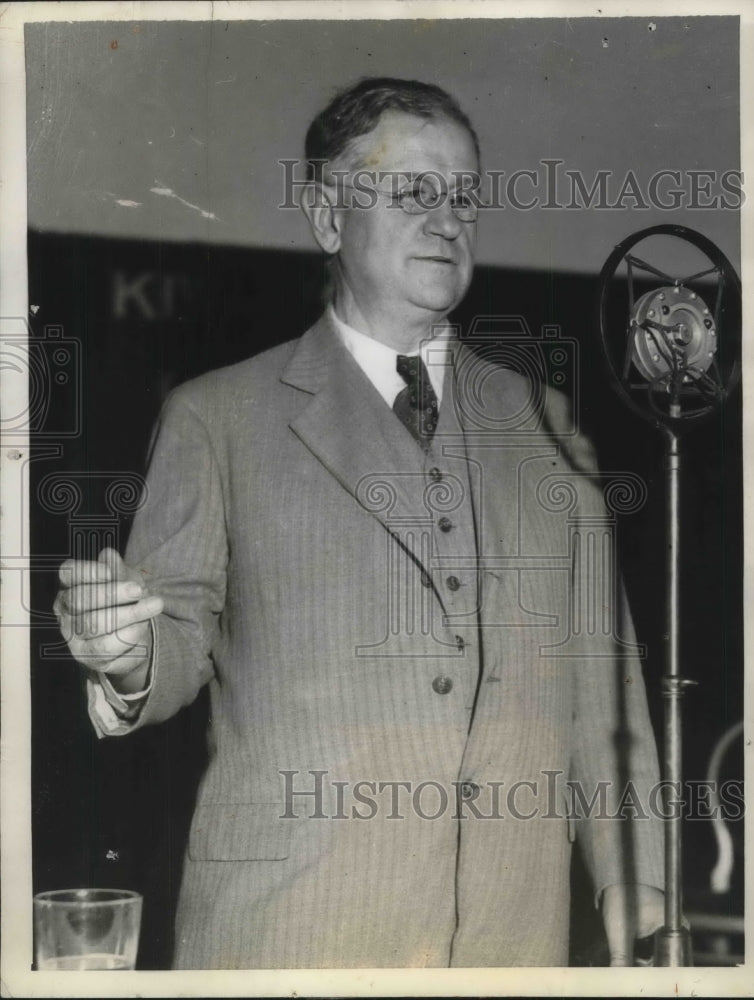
[654,423,693,966]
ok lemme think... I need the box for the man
[55,77,664,968]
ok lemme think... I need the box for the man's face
[330,111,478,325]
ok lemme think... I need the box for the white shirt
[328,304,451,407]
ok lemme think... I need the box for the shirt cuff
[86,620,156,737]
[594,881,665,910]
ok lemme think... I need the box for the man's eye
[403,180,441,208]
[451,191,473,209]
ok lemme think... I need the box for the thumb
[98,547,127,580]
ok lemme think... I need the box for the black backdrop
[29,230,743,967]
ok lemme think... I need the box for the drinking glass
[34,888,142,970]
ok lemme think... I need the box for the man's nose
[423,200,463,239]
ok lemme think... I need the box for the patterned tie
[393,354,439,448]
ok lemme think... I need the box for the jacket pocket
[188,803,294,861]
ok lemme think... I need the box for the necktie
[393,354,439,448]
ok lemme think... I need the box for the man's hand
[602,883,665,966]
[54,547,163,694]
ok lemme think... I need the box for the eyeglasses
[324,172,480,223]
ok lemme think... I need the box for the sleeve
[86,622,156,737]
[547,400,665,903]
[86,385,228,736]
[570,576,666,905]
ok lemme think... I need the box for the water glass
[34,888,142,970]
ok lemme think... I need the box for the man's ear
[300,182,343,255]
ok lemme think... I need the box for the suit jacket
[113,313,664,968]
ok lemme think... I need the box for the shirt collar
[327,304,451,408]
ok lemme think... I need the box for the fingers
[602,884,665,966]
[58,558,113,589]
[55,580,144,616]
[609,952,632,967]
[62,595,163,672]
[634,885,665,940]
[68,595,163,641]
[637,909,665,940]
[607,931,634,967]
[98,546,130,582]
[55,551,162,675]
[58,549,138,589]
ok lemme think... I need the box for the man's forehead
[337,110,478,176]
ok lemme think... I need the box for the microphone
[597,223,740,429]
[629,284,717,384]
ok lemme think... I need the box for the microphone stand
[654,419,693,966]
[596,224,741,968]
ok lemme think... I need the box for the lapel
[281,318,555,578]
[282,314,437,567]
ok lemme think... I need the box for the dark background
[29,229,743,967]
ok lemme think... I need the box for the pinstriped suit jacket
[117,313,664,968]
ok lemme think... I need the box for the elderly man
[55,77,664,968]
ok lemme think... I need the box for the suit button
[420,570,432,589]
[438,517,453,533]
[446,575,461,592]
[432,675,453,695]
[460,781,479,800]
[428,467,443,483]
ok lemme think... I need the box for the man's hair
[305,76,480,181]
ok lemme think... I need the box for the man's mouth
[415,255,456,265]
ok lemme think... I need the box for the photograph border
[1,1,751,996]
